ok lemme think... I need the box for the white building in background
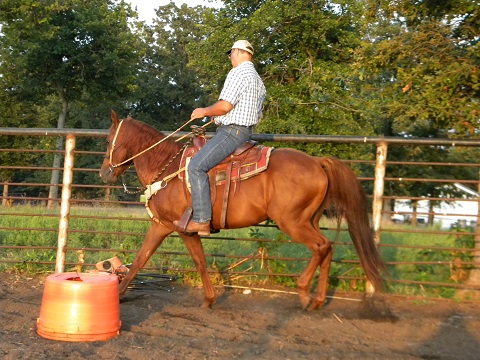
[392,183,479,229]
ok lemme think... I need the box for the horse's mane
[123,117,183,165]
[129,118,163,141]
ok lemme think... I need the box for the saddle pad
[215,146,273,185]
[178,145,273,187]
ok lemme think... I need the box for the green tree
[128,2,214,129]
[355,0,480,137]
[0,0,143,206]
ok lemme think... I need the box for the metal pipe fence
[1,127,480,300]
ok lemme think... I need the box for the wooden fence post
[367,141,388,294]
[2,182,9,207]
[55,134,76,273]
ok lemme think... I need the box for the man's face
[229,48,239,67]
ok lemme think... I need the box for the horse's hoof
[118,286,128,296]
[200,301,212,309]
[307,299,325,311]
[299,296,312,310]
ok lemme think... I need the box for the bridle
[106,116,214,192]
[107,117,199,172]
[108,119,126,172]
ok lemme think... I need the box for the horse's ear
[127,115,132,120]
[111,109,119,126]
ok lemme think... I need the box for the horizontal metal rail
[2,126,480,146]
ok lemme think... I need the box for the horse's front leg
[119,223,173,295]
[179,233,215,308]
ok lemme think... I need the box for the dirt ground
[1,272,479,360]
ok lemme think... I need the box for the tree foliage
[127,3,215,129]
[0,0,142,128]
[356,0,480,137]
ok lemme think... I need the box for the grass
[378,222,476,298]
[0,205,477,299]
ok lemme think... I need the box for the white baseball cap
[227,40,254,55]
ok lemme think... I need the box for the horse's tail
[317,156,387,291]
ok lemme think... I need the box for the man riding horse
[173,40,266,237]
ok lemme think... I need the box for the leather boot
[174,220,211,237]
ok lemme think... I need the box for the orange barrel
[37,272,121,341]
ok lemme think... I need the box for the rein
[111,118,214,193]
[121,143,188,194]
[109,117,199,170]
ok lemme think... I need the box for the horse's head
[99,110,134,184]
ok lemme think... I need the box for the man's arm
[191,100,233,120]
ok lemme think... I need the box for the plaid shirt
[215,61,266,127]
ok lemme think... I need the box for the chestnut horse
[100,110,386,310]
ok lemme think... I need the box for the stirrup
[176,207,193,233]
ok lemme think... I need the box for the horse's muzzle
[99,165,117,184]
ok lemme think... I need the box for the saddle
[178,127,273,230]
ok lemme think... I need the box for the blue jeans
[188,124,253,222]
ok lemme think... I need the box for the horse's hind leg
[119,223,172,295]
[179,233,215,308]
[277,221,333,310]
[308,236,333,310]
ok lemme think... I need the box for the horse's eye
[106,140,110,145]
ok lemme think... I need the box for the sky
[126,0,223,24]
